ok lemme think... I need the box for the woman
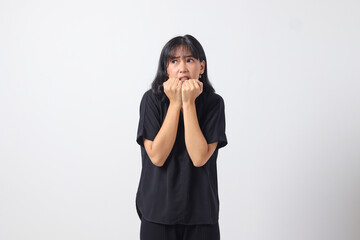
[135,34,228,240]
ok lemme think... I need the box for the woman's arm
[143,102,181,167]
[143,78,183,167]
[182,102,218,167]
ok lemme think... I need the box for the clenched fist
[181,79,203,104]
[163,78,183,107]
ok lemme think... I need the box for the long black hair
[151,34,215,103]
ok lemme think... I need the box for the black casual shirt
[135,89,228,225]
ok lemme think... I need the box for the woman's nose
[179,60,188,72]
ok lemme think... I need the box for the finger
[177,80,182,88]
[188,80,192,89]
[171,78,178,86]
[174,78,181,85]
[176,79,183,88]
[191,79,197,88]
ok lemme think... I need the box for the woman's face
[166,46,205,83]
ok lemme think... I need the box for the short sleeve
[136,90,161,147]
[201,94,228,149]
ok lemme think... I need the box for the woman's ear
[200,60,205,74]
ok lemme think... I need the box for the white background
[1,0,359,239]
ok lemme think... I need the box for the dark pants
[140,218,220,240]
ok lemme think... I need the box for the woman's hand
[163,77,183,107]
[181,79,203,104]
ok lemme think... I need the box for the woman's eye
[171,60,178,64]
[187,59,194,62]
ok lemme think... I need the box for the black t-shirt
[135,89,228,225]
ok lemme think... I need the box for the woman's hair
[151,34,215,102]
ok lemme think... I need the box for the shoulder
[141,89,153,100]
[140,89,162,108]
[141,89,157,102]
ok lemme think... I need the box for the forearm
[182,102,208,167]
[149,102,181,166]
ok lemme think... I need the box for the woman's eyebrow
[170,55,194,59]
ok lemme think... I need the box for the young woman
[135,34,228,240]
